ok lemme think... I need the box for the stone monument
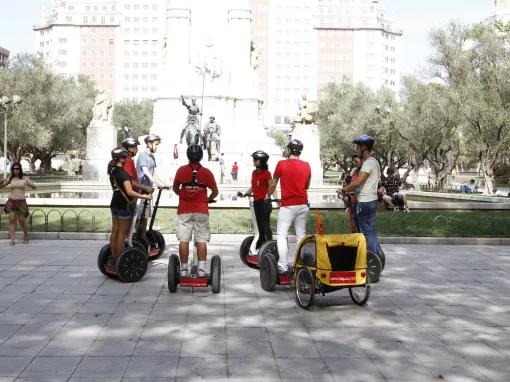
[83,87,117,181]
[150,0,281,183]
[291,95,323,185]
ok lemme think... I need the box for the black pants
[253,199,273,249]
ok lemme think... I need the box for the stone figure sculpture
[92,87,113,123]
[203,116,221,161]
[179,95,202,146]
[293,94,316,125]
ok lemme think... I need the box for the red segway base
[179,276,209,288]
[246,255,259,266]
[278,274,292,285]
[148,248,161,257]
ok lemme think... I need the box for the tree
[0,54,95,171]
[430,22,510,194]
[398,77,462,189]
[112,99,154,141]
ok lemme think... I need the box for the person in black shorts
[106,147,152,274]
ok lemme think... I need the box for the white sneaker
[180,268,188,277]
[198,268,206,277]
[404,207,410,213]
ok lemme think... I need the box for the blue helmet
[353,135,375,149]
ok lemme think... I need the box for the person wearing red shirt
[173,145,218,277]
[231,162,239,182]
[240,150,277,249]
[267,139,311,274]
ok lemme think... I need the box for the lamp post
[0,95,22,178]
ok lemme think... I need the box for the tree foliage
[0,54,95,172]
[112,99,154,141]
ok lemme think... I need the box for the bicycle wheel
[295,267,315,309]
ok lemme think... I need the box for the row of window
[274,115,293,125]
[123,63,158,69]
[124,51,158,57]
[81,62,114,69]
[81,5,116,12]
[124,74,158,80]
[84,73,114,80]
[82,38,115,45]
[124,4,159,11]
[124,40,159,46]
[82,50,114,57]
[123,28,159,34]
[83,16,116,24]
[124,16,158,23]
[123,85,158,92]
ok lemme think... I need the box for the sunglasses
[13,168,21,171]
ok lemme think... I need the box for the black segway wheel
[130,239,147,254]
[258,240,278,262]
[168,254,180,293]
[349,285,371,306]
[240,235,258,269]
[260,253,277,292]
[295,267,315,309]
[147,230,166,260]
[377,242,386,270]
[132,233,149,251]
[116,247,147,283]
[367,250,382,284]
[97,244,112,277]
[210,255,222,294]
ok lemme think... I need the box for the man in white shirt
[341,135,381,259]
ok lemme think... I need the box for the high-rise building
[495,0,510,22]
[0,46,9,66]
[33,0,120,98]
[115,0,166,101]
[250,0,402,129]
[315,0,402,93]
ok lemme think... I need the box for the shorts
[4,199,29,217]
[111,208,133,220]
[176,213,211,243]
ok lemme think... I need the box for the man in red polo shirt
[267,139,311,274]
[121,138,153,194]
[173,144,218,277]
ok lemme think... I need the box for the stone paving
[0,238,509,381]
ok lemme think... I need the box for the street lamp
[0,95,22,178]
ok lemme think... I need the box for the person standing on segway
[122,138,154,195]
[239,150,277,249]
[172,144,218,277]
[136,134,163,234]
[267,139,311,275]
[106,147,152,274]
[341,135,382,260]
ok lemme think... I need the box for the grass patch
[1,207,508,237]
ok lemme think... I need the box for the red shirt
[251,169,272,201]
[123,156,138,183]
[173,163,217,215]
[232,164,239,174]
[273,159,311,207]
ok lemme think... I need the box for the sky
[0,0,496,75]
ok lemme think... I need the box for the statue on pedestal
[203,116,221,161]
[179,95,202,146]
[92,87,113,124]
[293,94,316,125]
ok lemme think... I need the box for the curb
[1,232,508,245]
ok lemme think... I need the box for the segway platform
[167,254,221,293]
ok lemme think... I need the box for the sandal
[23,236,29,244]
[9,241,15,246]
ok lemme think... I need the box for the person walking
[231,162,239,182]
[341,135,381,259]
[267,139,311,274]
[0,163,36,245]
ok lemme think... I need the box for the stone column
[291,123,323,185]
[82,121,117,182]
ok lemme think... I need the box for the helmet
[251,150,269,162]
[187,144,203,162]
[351,152,360,159]
[287,139,304,155]
[387,167,395,175]
[353,135,375,149]
[144,134,162,144]
[121,137,140,149]
[111,146,129,160]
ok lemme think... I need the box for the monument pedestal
[291,123,323,185]
[83,122,117,182]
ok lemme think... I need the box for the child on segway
[106,147,152,275]
[267,139,311,275]
[172,144,218,278]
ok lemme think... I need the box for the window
[40,42,44,47]
[83,16,88,24]
[134,17,140,22]
[58,49,67,55]
[134,4,140,10]
[68,5,74,10]
[82,50,87,56]
[124,74,129,80]
[100,74,105,79]
[66,16,72,22]
[283,116,291,125]
[125,4,130,10]
[81,62,87,68]
[125,17,130,22]
[91,38,96,44]
[274,116,282,124]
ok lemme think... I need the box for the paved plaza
[0,238,509,381]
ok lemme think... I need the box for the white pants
[276,204,309,270]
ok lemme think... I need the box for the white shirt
[358,157,380,203]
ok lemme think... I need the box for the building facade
[495,0,510,22]
[34,0,120,98]
[0,47,9,66]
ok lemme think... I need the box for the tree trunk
[41,156,53,174]
[480,159,496,195]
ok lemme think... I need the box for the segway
[132,187,168,261]
[97,199,148,283]
[167,200,222,293]
[237,192,280,270]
